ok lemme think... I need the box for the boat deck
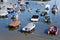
[9,21,20,27]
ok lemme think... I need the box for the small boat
[40,11,47,16]
[44,15,50,22]
[11,13,18,20]
[0,10,8,18]
[35,9,40,13]
[28,8,32,13]
[48,26,58,35]
[9,21,20,28]
[45,4,50,11]
[31,15,39,22]
[25,2,30,8]
[7,5,14,13]
[7,8,14,13]
[22,23,35,32]
[52,5,58,13]
[20,4,26,11]
[20,0,26,11]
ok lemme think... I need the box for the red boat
[9,21,20,28]
[48,26,58,35]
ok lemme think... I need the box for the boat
[20,4,26,11]
[0,10,8,18]
[7,5,14,13]
[35,9,40,13]
[11,13,18,20]
[52,4,58,13]
[22,23,35,32]
[20,0,26,11]
[31,15,39,22]
[52,0,58,13]
[45,4,50,11]
[40,11,47,16]
[9,21,20,28]
[48,26,58,35]
[44,15,50,22]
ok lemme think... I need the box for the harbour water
[0,0,60,40]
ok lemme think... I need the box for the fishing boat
[22,23,35,32]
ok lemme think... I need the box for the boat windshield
[32,15,39,18]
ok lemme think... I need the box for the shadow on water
[6,24,20,31]
[40,17,44,23]
[19,29,35,35]
[8,26,19,31]
[44,29,48,35]
[0,18,8,20]
[52,12,58,16]
[44,21,51,24]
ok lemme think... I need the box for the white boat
[45,4,50,11]
[22,23,35,32]
[0,10,8,18]
[7,5,14,13]
[31,15,39,22]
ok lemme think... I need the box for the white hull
[31,18,39,22]
[22,23,35,32]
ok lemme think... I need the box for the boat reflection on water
[44,21,51,24]
[11,18,17,21]
[8,26,20,31]
[11,17,19,22]
[0,17,8,20]
[52,11,58,16]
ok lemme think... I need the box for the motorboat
[31,15,39,22]
[22,23,35,32]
